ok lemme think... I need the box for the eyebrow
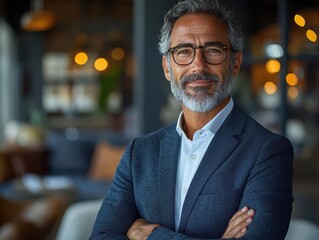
[172,41,227,48]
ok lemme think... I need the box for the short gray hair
[158,0,244,55]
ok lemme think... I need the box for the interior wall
[0,19,19,148]
[133,0,178,135]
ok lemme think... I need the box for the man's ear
[232,51,242,76]
[162,56,171,81]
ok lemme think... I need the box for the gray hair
[158,0,244,55]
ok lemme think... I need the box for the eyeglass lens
[172,44,227,65]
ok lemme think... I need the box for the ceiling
[2,0,318,32]
[1,0,318,53]
[0,0,133,53]
[1,0,133,31]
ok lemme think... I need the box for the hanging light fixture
[20,0,56,31]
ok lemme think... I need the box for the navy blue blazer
[90,104,294,240]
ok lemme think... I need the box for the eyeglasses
[167,42,235,66]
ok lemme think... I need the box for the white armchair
[285,219,319,240]
[56,199,103,240]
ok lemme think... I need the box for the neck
[182,96,230,140]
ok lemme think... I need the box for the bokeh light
[286,73,299,86]
[288,87,299,99]
[265,59,281,74]
[264,81,277,95]
[74,52,88,65]
[294,14,305,27]
[94,58,108,71]
[265,44,283,58]
[306,29,317,42]
[111,47,125,61]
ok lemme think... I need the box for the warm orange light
[74,52,88,65]
[111,48,125,61]
[288,87,299,99]
[286,73,298,86]
[265,59,281,74]
[306,29,317,42]
[264,81,277,95]
[94,58,108,71]
[294,14,305,27]
[20,11,56,31]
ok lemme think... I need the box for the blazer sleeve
[89,140,139,240]
[237,135,294,240]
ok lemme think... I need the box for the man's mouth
[186,80,214,87]
[180,73,219,88]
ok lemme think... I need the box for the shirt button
[191,154,196,160]
[183,186,188,194]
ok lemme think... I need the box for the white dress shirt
[174,98,234,231]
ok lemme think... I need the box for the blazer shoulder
[132,124,178,146]
[245,116,293,154]
[232,104,292,146]
[138,124,176,139]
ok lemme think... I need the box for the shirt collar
[176,98,234,137]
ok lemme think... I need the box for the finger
[223,210,246,237]
[230,216,253,236]
[131,218,147,228]
[223,217,252,238]
[228,206,254,226]
[229,206,248,222]
[127,218,146,238]
[228,209,254,229]
[224,210,254,237]
[234,227,247,238]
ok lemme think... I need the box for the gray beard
[169,69,233,113]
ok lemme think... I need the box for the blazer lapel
[178,105,246,232]
[158,127,181,229]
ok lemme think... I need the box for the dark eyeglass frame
[166,42,237,66]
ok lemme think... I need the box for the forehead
[170,13,229,45]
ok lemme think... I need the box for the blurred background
[0,0,318,239]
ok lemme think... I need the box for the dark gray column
[133,0,176,135]
[19,31,44,123]
[278,0,289,136]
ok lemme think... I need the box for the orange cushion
[88,142,126,180]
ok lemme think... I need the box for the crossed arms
[127,206,255,240]
[90,130,294,240]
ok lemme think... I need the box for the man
[90,0,294,239]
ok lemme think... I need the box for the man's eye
[206,47,223,55]
[176,48,192,56]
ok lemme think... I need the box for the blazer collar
[178,104,246,232]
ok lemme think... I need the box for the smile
[186,80,214,87]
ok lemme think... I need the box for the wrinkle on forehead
[170,13,228,46]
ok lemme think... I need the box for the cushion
[88,142,126,180]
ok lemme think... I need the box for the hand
[222,206,255,239]
[126,218,160,240]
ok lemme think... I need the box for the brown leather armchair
[0,150,69,239]
[0,196,68,240]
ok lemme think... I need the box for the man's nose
[191,49,208,71]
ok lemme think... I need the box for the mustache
[180,73,219,87]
